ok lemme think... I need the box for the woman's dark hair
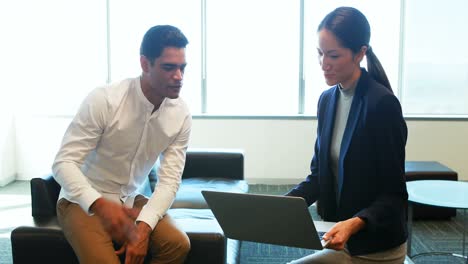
[318,7,392,92]
[140,25,189,65]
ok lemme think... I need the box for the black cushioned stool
[405,161,458,220]
[11,149,248,264]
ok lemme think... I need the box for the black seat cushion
[172,178,248,209]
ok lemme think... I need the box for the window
[109,0,202,114]
[205,0,300,115]
[303,0,401,115]
[3,0,467,117]
[401,0,468,116]
[3,0,107,116]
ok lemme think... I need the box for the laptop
[201,190,332,250]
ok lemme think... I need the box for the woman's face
[317,29,364,88]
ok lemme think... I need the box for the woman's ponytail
[366,46,393,92]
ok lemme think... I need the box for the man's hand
[123,221,152,264]
[90,198,141,244]
[321,217,366,250]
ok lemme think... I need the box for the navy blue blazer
[287,69,408,255]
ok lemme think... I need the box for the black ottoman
[11,149,247,264]
[11,209,238,264]
[168,209,240,264]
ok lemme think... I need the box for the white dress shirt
[52,77,192,229]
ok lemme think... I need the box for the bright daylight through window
[4,0,468,117]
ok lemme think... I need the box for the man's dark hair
[140,25,189,64]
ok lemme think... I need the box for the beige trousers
[57,196,190,264]
[288,242,407,264]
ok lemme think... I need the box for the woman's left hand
[321,217,366,250]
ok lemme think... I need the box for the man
[52,25,191,264]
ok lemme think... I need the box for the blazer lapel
[318,87,341,216]
[337,79,366,201]
[320,87,339,174]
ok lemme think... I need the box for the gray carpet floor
[1,181,467,264]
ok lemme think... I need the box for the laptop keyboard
[317,231,326,240]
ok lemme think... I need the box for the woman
[286,7,408,264]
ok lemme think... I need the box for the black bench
[11,149,248,264]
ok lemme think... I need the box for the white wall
[14,116,468,183]
[0,19,17,186]
[0,114,16,187]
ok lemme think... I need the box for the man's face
[145,47,187,99]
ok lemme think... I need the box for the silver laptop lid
[202,190,324,250]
